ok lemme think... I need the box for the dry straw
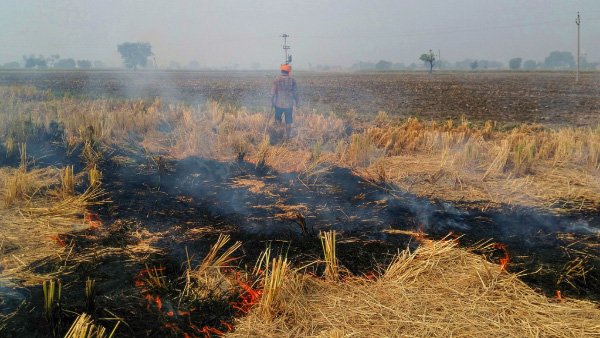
[88,165,102,189]
[230,240,600,338]
[196,234,241,274]
[64,313,120,338]
[61,165,75,196]
[182,234,241,300]
[260,255,289,317]
[319,230,339,281]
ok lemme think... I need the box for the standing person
[271,64,299,139]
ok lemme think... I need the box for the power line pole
[281,34,291,64]
[576,12,580,82]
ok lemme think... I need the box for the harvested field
[0,72,598,337]
[1,70,599,126]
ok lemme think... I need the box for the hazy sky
[1,0,600,68]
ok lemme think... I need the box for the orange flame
[199,326,224,337]
[50,235,67,247]
[84,211,103,229]
[364,271,378,280]
[144,294,163,311]
[556,290,563,302]
[155,296,163,310]
[220,321,234,332]
[231,278,262,315]
[492,243,510,271]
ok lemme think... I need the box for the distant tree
[77,60,92,69]
[544,51,575,69]
[470,60,478,70]
[375,60,392,70]
[1,61,20,69]
[23,55,47,69]
[48,54,60,68]
[55,58,76,69]
[93,60,105,68]
[509,57,522,70]
[117,42,153,70]
[523,59,537,70]
[187,60,201,69]
[419,50,435,73]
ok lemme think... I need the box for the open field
[1,70,599,126]
[0,71,599,337]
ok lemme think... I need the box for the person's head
[280,64,292,74]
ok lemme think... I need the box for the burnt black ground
[99,147,600,301]
[2,133,600,337]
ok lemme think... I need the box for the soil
[1,70,599,126]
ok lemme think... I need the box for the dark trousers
[274,107,293,124]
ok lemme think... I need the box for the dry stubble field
[0,70,599,337]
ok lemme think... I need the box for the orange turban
[280,64,292,73]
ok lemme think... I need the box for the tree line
[352,50,598,72]
[508,51,598,70]
[4,42,598,71]
[0,55,105,69]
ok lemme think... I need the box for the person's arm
[271,79,278,107]
[292,79,299,107]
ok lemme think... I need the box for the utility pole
[576,12,580,82]
[438,49,441,70]
[281,34,291,64]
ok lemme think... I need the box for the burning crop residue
[492,243,510,271]
[84,211,103,229]
[1,78,600,337]
[131,244,266,336]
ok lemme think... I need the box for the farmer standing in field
[271,63,299,139]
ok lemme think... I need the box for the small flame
[200,326,224,336]
[556,290,563,301]
[492,243,510,271]
[364,271,378,280]
[144,294,163,311]
[220,320,234,332]
[84,211,103,229]
[50,235,67,247]
[230,278,262,315]
[156,296,163,310]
